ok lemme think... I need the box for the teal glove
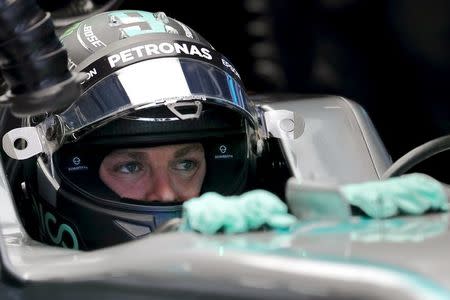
[180,190,297,234]
[341,173,449,218]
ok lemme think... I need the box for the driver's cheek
[170,176,195,202]
[115,177,149,200]
[171,170,205,202]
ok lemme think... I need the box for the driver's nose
[143,170,177,202]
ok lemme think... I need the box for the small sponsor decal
[67,156,88,172]
[222,58,241,79]
[83,24,106,48]
[214,144,234,159]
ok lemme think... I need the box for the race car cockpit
[0,1,450,300]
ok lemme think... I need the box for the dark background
[39,0,450,182]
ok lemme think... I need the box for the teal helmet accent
[60,10,212,68]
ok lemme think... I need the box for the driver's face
[99,143,206,202]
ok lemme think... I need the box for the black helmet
[3,10,262,250]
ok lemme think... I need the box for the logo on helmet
[215,144,233,159]
[109,11,167,37]
[83,24,106,48]
[31,198,80,250]
[72,157,81,165]
[107,41,212,68]
[219,145,227,154]
[222,59,241,79]
[68,156,88,172]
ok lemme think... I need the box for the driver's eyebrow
[109,150,146,161]
[174,144,203,158]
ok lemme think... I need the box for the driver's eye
[115,162,143,174]
[173,160,198,172]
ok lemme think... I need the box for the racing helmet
[4,10,262,250]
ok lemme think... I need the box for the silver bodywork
[255,94,392,183]
[1,95,449,299]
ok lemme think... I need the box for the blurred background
[35,0,450,182]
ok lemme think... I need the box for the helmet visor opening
[55,133,250,206]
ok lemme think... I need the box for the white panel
[117,58,191,105]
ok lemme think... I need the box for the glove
[180,190,297,234]
[341,173,449,218]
